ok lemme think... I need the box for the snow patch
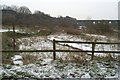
[13,61,23,66]
[12,55,22,61]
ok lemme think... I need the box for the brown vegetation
[21,54,39,65]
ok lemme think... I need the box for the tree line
[1,5,78,29]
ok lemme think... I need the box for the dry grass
[94,53,118,62]
[57,51,118,65]
[58,52,90,64]
[21,54,39,65]
[84,28,118,39]
[2,58,13,64]
[2,52,19,64]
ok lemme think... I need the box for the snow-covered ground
[0,29,26,33]
[1,33,119,78]
[48,33,119,56]
[0,29,19,32]
[1,58,119,78]
[18,36,73,50]
[17,36,75,60]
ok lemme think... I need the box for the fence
[1,39,120,60]
[53,39,120,60]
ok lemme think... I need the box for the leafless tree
[18,6,31,14]
[11,5,19,12]
[34,10,44,15]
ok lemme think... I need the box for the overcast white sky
[0,0,119,20]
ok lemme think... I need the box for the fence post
[91,40,97,60]
[92,42,95,60]
[53,39,56,60]
[13,25,15,50]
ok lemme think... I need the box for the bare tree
[34,10,44,15]
[0,5,12,10]
[11,5,19,12]
[18,6,31,14]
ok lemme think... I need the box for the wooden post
[13,25,15,50]
[91,40,97,60]
[53,39,56,60]
[92,42,95,60]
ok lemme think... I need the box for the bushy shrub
[86,21,113,35]
[2,32,13,50]
[36,29,52,36]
